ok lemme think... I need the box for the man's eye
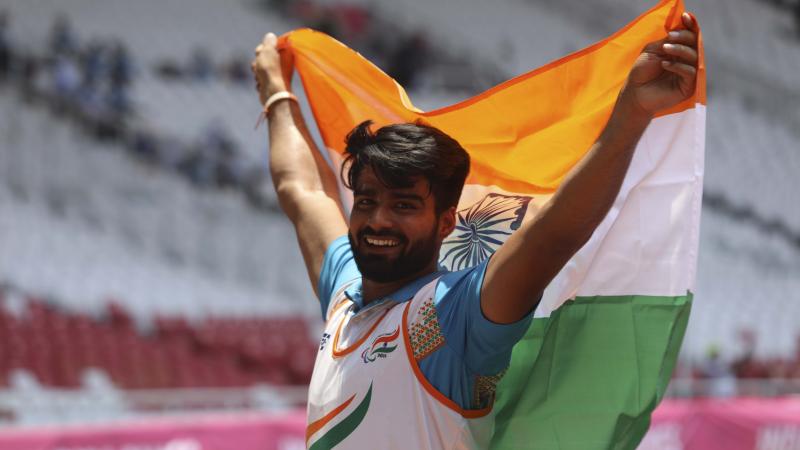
[395,202,415,210]
[356,198,374,207]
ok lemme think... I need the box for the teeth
[366,237,399,247]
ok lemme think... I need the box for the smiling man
[252,12,699,449]
[343,121,468,286]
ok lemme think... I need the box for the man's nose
[367,205,394,230]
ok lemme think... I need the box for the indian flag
[278,0,705,447]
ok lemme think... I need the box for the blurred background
[0,0,798,447]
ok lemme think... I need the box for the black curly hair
[341,120,470,214]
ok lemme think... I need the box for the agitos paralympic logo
[361,326,400,363]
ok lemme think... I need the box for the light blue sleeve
[434,259,536,376]
[316,235,360,319]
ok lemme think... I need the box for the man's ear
[438,206,457,240]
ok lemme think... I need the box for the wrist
[254,90,296,129]
[266,78,288,97]
[614,86,653,128]
[258,80,288,104]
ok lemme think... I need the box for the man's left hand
[624,12,699,116]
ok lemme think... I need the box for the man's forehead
[355,169,431,197]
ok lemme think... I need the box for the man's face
[348,167,454,283]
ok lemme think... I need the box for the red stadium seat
[0,293,318,390]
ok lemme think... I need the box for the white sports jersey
[306,278,495,450]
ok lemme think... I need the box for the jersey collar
[344,267,446,314]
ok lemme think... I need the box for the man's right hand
[252,31,348,298]
[252,32,288,105]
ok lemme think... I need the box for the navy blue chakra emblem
[439,193,532,271]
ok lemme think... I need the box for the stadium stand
[0,287,311,425]
[0,0,798,428]
[0,291,314,389]
[0,90,317,321]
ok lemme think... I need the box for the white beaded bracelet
[255,91,299,129]
[263,91,298,115]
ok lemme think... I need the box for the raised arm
[253,33,348,295]
[481,13,700,323]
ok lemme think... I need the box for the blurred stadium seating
[0,0,798,430]
[0,93,316,320]
[0,294,315,389]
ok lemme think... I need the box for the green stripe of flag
[491,294,691,450]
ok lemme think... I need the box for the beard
[349,225,440,283]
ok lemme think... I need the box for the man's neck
[361,262,439,305]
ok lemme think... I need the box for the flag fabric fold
[278,0,705,447]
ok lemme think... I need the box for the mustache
[357,227,407,243]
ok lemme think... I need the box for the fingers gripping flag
[277,0,705,448]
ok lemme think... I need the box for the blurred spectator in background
[765,357,792,379]
[333,4,371,44]
[75,74,105,130]
[215,145,245,189]
[81,40,107,87]
[792,336,800,378]
[242,167,276,210]
[155,51,255,86]
[266,0,292,15]
[155,57,184,80]
[731,329,768,395]
[387,32,429,89]
[75,42,106,134]
[153,134,185,173]
[51,52,81,114]
[132,128,160,164]
[180,145,215,189]
[291,0,340,38]
[226,54,251,85]
[258,0,440,91]
[108,42,133,113]
[794,0,800,38]
[189,47,214,81]
[19,55,41,102]
[49,14,77,56]
[179,120,237,188]
[203,119,235,159]
[110,42,133,84]
[700,345,737,397]
[202,119,246,189]
[0,10,12,83]
[732,328,766,378]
